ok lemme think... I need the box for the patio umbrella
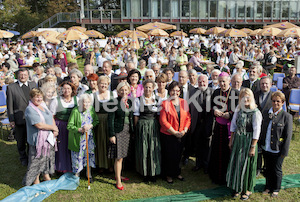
[258,27,282,36]
[249,29,262,36]
[219,28,247,37]
[21,31,37,39]
[56,30,89,41]
[264,21,299,29]
[116,30,132,38]
[170,30,188,37]
[45,37,63,44]
[116,30,148,38]
[189,28,206,34]
[277,28,300,37]
[0,30,14,38]
[240,28,253,34]
[68,26,87,32]
[136,22,176,32]
[84,30,105,38]
[147,28,169,37]
[205,27,226,35]
[6,30,20,36]
[128,30,140,50]
[36,30,60,38]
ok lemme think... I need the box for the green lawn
[0,119,299,201]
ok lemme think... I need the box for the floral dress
[71,109,96,174]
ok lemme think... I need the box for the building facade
[79,0,300,27]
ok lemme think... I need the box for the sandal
[241,192,252,200]
[166,176,173,184]
[271,192,279,197]
[232,192,240,198]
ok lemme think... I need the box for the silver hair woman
[67,93,99,181]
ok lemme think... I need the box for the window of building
[210,1,217,18]
[152,0,161,17]
[122,0,131,18]
[131,0,141,18]
[237,1,245,18]
[256,1,263,18]
[171,0,180,18]
[246,1,254,18]
[264,1,272,18]
[199,0,208,18]
[273,1,280,19]
[228,1,236,18]
[182,0,190,17]
[191,0,199,17]
[162,0,170,17]
[143,0,149,17]
[290,1,298,19]
[282,2,289,18]
[218,1,227,19]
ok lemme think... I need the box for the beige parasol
[264,21,299,30]
[136,22,176,32]
[258,27,282,36]
[84,30,105,38]
[68,26,87,32]
[21,31,37,39]
[219,28,247,37]
[277,28,300,37]
[170,30,188,37]
[249,29,262,36]
[240,28,253,34]
[189,28,206,34]
[205,27,227,35]
[36,30,59,38]
[147,28,169,37]
[56,30,89,41]
[128,30,140,50]
[0,30,14,38]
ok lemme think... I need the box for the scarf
[29,101,52,158]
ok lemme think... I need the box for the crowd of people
[0,33,299,200]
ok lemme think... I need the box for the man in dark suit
[242,65,261,94]
[255,76,273,176]
[231,73,244,92]
[191,74,214,173]
[102,61,118,91]
[6,68,36,166]
[178,70,196,164]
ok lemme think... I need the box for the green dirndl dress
[135,103,161,177]
[226,109,258,193]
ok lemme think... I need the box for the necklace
[63,97,72,103]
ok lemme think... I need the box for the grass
[0,118,299,201]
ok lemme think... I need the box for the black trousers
[263,150,285,192]
[196,135,212,169]
[15,124,28,162]
[161,133,185,177]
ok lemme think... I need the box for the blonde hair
[238,88,257,110]
[271,91,286,102]
[29,88,44,99]
[97,75,111,85]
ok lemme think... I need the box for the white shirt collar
[18,80,28,87]
[268,107,283,115]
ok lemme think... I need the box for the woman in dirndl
[226,88,262,200]
[108,82,134,190]
[134,79,161,182]
[67,94,99,181]
[23,89,58,186]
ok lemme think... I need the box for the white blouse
[49,96,79,115]
[230,108,262,140]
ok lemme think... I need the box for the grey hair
[231,73,242,80]
[236,60,244,67]
[151,63,159,69]
[37,65,44,72]
[211,69,221,76]
[188,69,197,75]
[69,68,83,79]
[145,69,156,78]
[198,74,208,81]
[54,67,62,74]
[78,93,93,112]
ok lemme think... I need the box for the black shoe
[182,158,189,166]
[149,176,156,182]
[192,166,200,172]
[21,159,28,166]
[143,176,149,182]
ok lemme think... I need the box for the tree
[46,0,79,17]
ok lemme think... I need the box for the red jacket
[159,98,191,135]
